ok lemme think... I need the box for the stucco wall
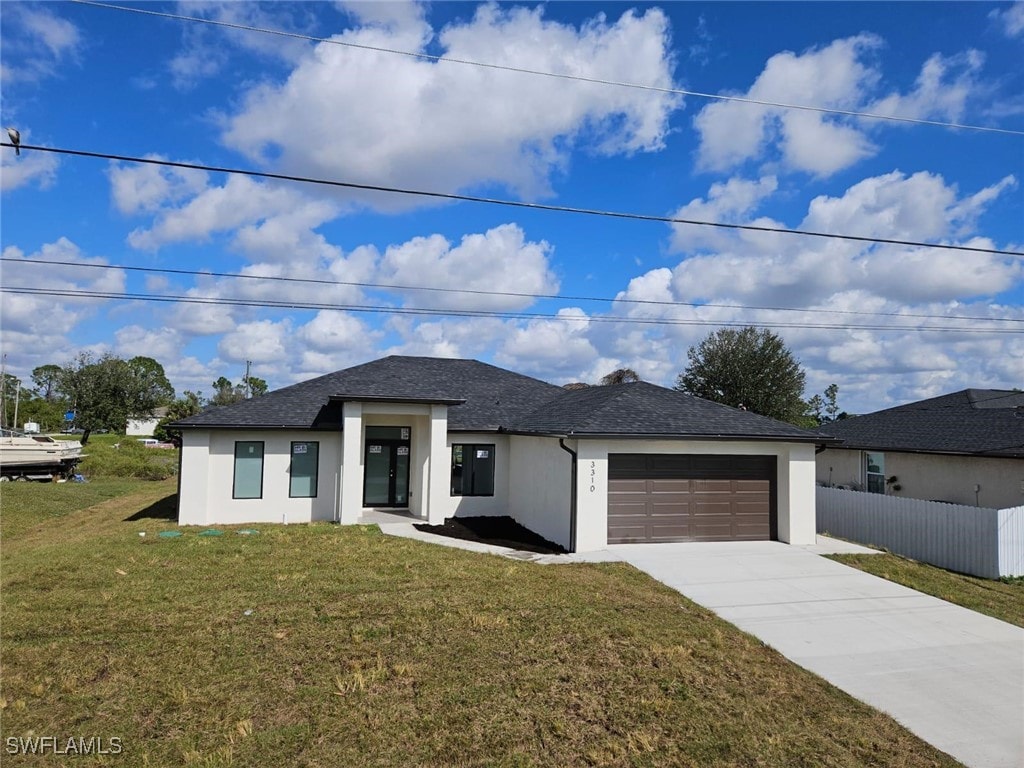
[507,435,572,550]
[573,439,818,551]
[817,448,1024,508]
[179,429,342,526]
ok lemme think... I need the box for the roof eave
[328,394,466,406]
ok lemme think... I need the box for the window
[290,441,319,498]
[233,441,264,499]
[865,452,885,494]
[451,444,495,496]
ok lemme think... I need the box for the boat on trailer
[0,428,84,481]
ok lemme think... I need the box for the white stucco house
[172,356,824,552]
[816,389,1024,509]
[126,407,169,437]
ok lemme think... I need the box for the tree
[153,390,205,443]
[211,374,269,405]
[210,376,245,406]
[127,356,175,407]
[675,327,807,424]
[58,353,173,432]
[599,368,641,385]
[806,394,825,425]
[246,376,268,397]
[31,364,64,401]
[823,383,840,422]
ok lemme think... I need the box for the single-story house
[126,406,169,437]
[173,356,825,552]
[816,389,1024,508]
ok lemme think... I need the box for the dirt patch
[414,516,567,555]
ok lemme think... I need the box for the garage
[607,454,776,543]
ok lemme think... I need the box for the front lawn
[828,552,1024,628]
[0,483,961,766]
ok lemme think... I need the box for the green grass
[828,553,1024,628]
[0,477,159,539]
[0,483,962,767]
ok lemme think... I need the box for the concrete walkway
[612,541,1024,768]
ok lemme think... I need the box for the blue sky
[1,1,1022,414]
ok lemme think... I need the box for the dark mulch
[414,516,567,555]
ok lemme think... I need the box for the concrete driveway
[613,541,1024,768]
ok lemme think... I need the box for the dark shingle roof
[174,355,823,442]
[175,356,565,431]
[817,389,1024,458]
[512,381,820,440]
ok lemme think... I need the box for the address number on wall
[589,460,596,493]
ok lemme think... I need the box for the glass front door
[363,427,411,507]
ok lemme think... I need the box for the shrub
[79,436,178,480]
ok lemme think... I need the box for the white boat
[0,428,84,480]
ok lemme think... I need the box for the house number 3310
[589,461,596,493]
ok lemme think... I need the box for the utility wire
[3,142,1020,258]
[2,286,1018,335]
[5,256,1022,325]
[70,0,1024,137]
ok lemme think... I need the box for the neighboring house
[126,406,170,436]
[172,356,824,552]
[816,389,1024,508]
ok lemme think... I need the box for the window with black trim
[289,441,319,498]
[451,444,495,496]
[233,441,264,499]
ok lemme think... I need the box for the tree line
[0,353,267,436]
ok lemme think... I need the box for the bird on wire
[7,128,20,155]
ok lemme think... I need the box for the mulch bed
[414,516,567,555]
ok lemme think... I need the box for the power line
[4,142,1020,258]
[5,256,1022,326]
[70,0,1024,137]
[2,286,1018,335]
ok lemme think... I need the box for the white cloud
[1,134,59,192]
[867,50,985,124]
[377,224,558,310]
[114,325,184,362]
[222,5,679,204]
[694,35,989,176]
[496,308,599,379]
[167,1,314,90]
[0,5,81,84]
[669,175,777,251]
[0,239,126,378]
[990,1,1024,38]
[127,175,335,250]
[107,157,210,215]
[218,318,292,364]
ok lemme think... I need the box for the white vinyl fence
[816,486,1024,579]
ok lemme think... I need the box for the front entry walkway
[612,541,1024,768]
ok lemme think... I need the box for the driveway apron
[613,541,1024,768]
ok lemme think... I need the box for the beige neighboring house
[170,356,826,552]
[817,389,1024,509]
[126,406,169,437]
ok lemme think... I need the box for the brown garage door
[608,454,776,543]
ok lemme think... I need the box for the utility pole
[245,360,252,399]
[0,353,6,429]
[13,379,20,430]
